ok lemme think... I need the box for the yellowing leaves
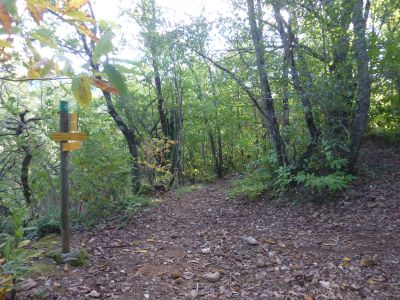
[72,74,92,107]
[92,78,119,94]
[0,1,13,34]
[340,256,351,267]
[0,39,12,48]
[76,24,98,41]
[26,0,47,25]
[66,0,89,10]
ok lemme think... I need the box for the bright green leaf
[92,31,113,64]
[103,62,128,95]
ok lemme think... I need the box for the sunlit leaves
[76,23,98,41]
[3,0,17,17]
[0,38,12,48]
[103,63,128,95]
[30,28,57,48]
[0,1,13,34]
[72,74,92,107]
[66,0,89,11]
[92,31,113,64]
[26,0,47,25]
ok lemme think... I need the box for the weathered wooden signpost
[51,101,87,253]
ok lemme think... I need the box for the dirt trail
[21,142,400,299]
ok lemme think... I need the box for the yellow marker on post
[69,113,78,131]
[51,132,87,142]
[62,141,81,152]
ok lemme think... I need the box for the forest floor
[19,140,399,299]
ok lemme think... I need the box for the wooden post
[60,101,70,253]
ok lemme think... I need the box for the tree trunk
[21,145,32,205]
[169,48,183,187]
[349,0,371,171]
[247,0,287,166]
[207,67,223,178]
[273,2,319,144]
[150,0,169,137]
[103,91,140,192]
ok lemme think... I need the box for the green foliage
[175,184,201,198]
[229,140,356,199]
[228,157,274,199]
[0,208,34,292]
[103,62,128,95]
[92,31,114,64]
[294,171,355,192]
[35,211,61,238]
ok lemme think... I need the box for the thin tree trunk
[207,67,223,178]
[150,0,169,137]
[273,2,319,143]
[103,91,140,192]
[169,49,183,187]
[349,0,371,171]
[247,0,287,166]
[21,145,32,205]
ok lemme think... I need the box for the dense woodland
[0,0,399,299]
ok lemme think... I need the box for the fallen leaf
[360,259,377,267]
[340,256,351,267]
[134,249,148,254]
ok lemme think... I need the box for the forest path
[23,143,400,299]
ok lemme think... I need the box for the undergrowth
[229,141,356,200]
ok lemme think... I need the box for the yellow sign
[51,132,87,141]
[62,142,81,152]
[69,113,78,131]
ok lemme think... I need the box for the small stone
[88,290,101,298]
[170,270,181,279]
[183,271,195,280]
[350,283,361,291]
[320,280,330,289]
[204,271,221,283]
[268,251,277,258]
[20,280,38,291]
[190,290,198,298]
[121,286,130,293]
[256,259,269,268]
[290,264,301,270]
[175,278,183,284]
[144,293,150,299]
[201,247,211,254]
[245,236,258,246]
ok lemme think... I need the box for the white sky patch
[93,0,229,23]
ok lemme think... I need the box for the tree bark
[273,2,319,144]
[349,0,371,171]
[103,91,140,192]
[150,0,169,137]
[247,0,287,166]
[208,67,223,178]
[21,145,32,205]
